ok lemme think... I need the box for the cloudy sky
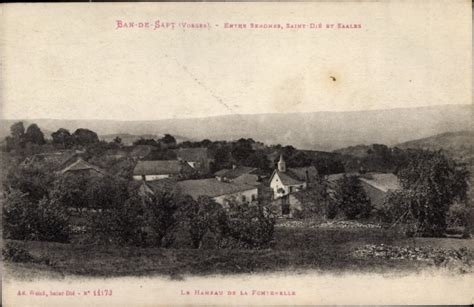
[1,1,471,121]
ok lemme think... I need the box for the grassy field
[3,220,473,280]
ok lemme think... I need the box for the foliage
[133,138,160,147]
[382,150,469,237]
[52,174,130,211]
[143,191,183,247]
[333,175,372,220]
[72,128,99,145]
[86,194,146,246]
[159,134,177,146]
[219,201,275,249]
[183,196,227,249]
[5,163,56,202]
[3,190,71,242]
[24,124,46,145]
[51,128,73,148]
[446,203,470,231]
[292,180,334,219]
[10,122,25,139]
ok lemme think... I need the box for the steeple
[278,154,286,172]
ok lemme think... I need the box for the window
[241,195,246,202]
[251,194,256,201]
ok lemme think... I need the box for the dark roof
[174,147,212,161]
[24,151,78,169]
[214,166,257,180]
[133,160,190,176]
[177,178,256,199]
[287,166,318,181]
[142,178,178,194]
[270,170,305,186]
[60,158,107,175]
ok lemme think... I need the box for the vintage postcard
[0,1,472,306]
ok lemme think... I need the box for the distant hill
[396,131,473,166]
[1,104,470,151]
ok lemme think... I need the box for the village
[1,121,472,277]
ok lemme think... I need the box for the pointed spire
[278,154,286,172]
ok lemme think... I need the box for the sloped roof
[60,158,107,175]
[214,166,257,180]
[270,170,305,186]
[287,166,318,181]
[142,178,178,194]
[174,147,212,161]
[177,178,256,199]
[133,160,190,175]
[25,151,78,170]
[359,173,400,192]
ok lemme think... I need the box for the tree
[387,150,469,236]
[72,128,99,145]
[5,163,56,202]
[184,196,226,249]
[113,136,122,145]
[10,122,25,139]
[333,175,372,219]
[3,190,71,243]
[159,134,176,146]
[87,193,145,246]
[143,191,182,247]
[219,200,275,249]
[24,124,45,145]
[51,128,73,147]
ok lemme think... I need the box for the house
[269,155,318,199]
[176,178,258,207]
[22,150,79,171]
[174,147,214,174]
[132,160,195,181]
[59,158,108,177]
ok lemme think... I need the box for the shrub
[333,175,372,220]
[143,191,182,247]
[219,201,275,249]
[86,194,146,246]
[184,196,226,249]
[3,190,71,243]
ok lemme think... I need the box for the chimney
[278,154,286,172]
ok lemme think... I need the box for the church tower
[278,154,286,172]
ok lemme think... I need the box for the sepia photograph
[0,1,472,306]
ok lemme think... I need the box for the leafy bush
[184,196,227,249]
[86,195,146,246]
[218,202,275,249]
[382,150,469,237]
[3,190,71,242]
[333,175,372,220]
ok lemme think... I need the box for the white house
[269,155,318,199]
[177,178,258,207]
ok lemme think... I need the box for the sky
[1,1,471,121]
